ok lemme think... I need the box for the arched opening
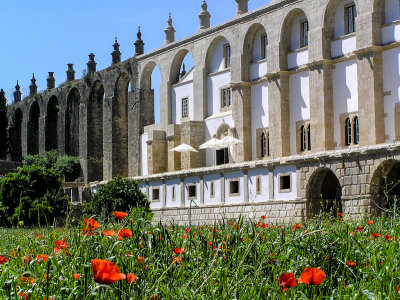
[242,23,268,81]
[88,81,104,182]
[45,96,58,151]
[215,123,230,166]
[370,160,400,214]
[112,73,129,178]
[169,49,195,124]
[27,101,40,155]
[10,108,23,161]
[66,88,80,157]
[307,168,342,217]
[140,62,161,126]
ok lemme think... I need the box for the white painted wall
[166,179,181,208]
[290,15,306,51]
[288,49,309,69]
[204,173,222,205]
[172,69,194,124]
[141,133,148,176]
[331,35,356,57]
[149,181,163,209]
[385,0,400,24]
[252,28,267,62]
[274,166,297,201]
[382,23,400,44]
[250,61,267,80]
[225,171,245,204]
[383,48,400,142]
[289,72,310,155]
[248,168,269,202]
[333,60,358,148]
[204,113,234,167]
[251,82,269,160]
[210,38,230,74]
[184,177,200,207]
[139,182,146,198]
[207,70,231,116]
[334,0,356,39]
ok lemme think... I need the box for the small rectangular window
[188,185,197,199]
[346,5,357,34]
[229,180,240,196]
[182,98,188,118]
[152,188,160,201]
[261,34,268,59]
[210,181,215,198]
[172,186,175,200]
[279,175,291,192]
[224,44,231,68]
[301,21,309,47]
[256,177,261,195]
[221,88,232,108]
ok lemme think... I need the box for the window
[229,180,240,196]
[301,21,309,47]
[279,175,291,192]
[261,132,267,158]
[188,185,197,199]
[345,4,356,34]
[182,98,188,118]
[300,125,306,152]
[221,88,232,108]
[152,188,160,202]
[307,124,311,151]
[172,186,175,200]
[258,129,270,159]
[224,44,231,68]
[261,34,268,60]
[256,176,261,195]
[210,181,215,198]
[216,148,229,165]
[345,117,352,146]
[353,116,359,145]
[298,121,311,153]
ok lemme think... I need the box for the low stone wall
[0,160,22,177]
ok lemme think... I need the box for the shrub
[0,165,68,227]
[24,150,81,182]
[84,176,149,220]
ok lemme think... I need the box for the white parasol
[219,136,243,147]
[198,138,224,150]
[169,143,198,153]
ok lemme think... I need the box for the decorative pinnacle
[15,81,20,91]
[168,13,173,27]
[31,73,36,84]
[202,0,207,10]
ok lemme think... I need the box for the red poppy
[172,257,182,264]
[127,273,138,283]
[291,224,302,230]
[0,256,9,264]
[83,218,100,234]
[18,292,30,299]
[113,211,128,220]
[185,228,190,233]
[367,220,373,225]
[72,274,80,280]
[347,261,356,267]
[371,233,381,238]
[261,216,267,220]
[117,229,133,240]
[261,224,268,228]
[91,259,126,284]
[338,213,343,217]
[298,268,326,285]
[278,273,297,292]
[37,254,48,263]
[385,235,394,241]
[173,248,184,254]
[103,230,117,237]
[356,226,363,232]
[54,239,69,252]
[137,256,145,264]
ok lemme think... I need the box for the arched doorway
[307,168,342,217]
[11,108,23,161]
[45,96,58,151]
[66,88,80,157]
[27,101,40,155]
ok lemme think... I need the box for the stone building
[6,0,400,224]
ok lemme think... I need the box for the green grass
[1,213,400,299]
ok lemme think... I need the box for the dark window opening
[261,132,267,157]
[188,185,197,198]
[345,118,352,146]
[261,34,268,59]
[224,45,231,68]
[346,5,357,34]
[307,124,311,151]
[230,180,240,195]
[353,116,359,145]
[280,175,291,191]
[152,188,160,201]
[256,177,261,194]
[216,148,229,165]
[301,21,309,47]
[210,181,215,197]
[300,125,306,152]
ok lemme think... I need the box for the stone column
[167,124,181,172]
[57,110,65,156]
[79,103,88,183]
[128,90,140,177]
[180,121,205,169]
[231,82,252,162]
[193,67,208,121]
[220,174,225,204]
[147,130,167,174]
[268,168,274,200]
[38,116,46,155]
[162,181,167,208]
[180,179,185,207]
[200,176,204,206]
[243,170,249,202]
[103,96,113,181]
[21,120,28,158]
[267,73,290,158]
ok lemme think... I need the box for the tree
[0,89,8,160]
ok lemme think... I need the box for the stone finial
[198,0,211,30]
[235,0,249,15]
[47,72,55,89]
[87,53,97,73]
[111,37,121,65]
[66,64,75,81]
[164,13,176,45]
[180,63,187,78]
[134,26,145,56]
[13,81,22,102]
[29,73,38,96]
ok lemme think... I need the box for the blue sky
[1,0,271,110]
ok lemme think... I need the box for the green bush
[84,176,149,220]
[0,165,68,227]
[24,150,81,182]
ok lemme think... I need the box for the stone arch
[27,101,40,155]
[112,73,130,178]
[279,8,309,69]
[215,123,230,139]
[140,61,161,126]
[169,48,195,85]
[242,23,268,81]
[66,88,81,157]
[88,80,104,182]
[205,35,233,74]
[370,159,400,214]
[306,167,342,217]
[10,108,23,161]
[45,96,58,151]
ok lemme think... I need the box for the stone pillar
[220,174,225,204]
[103,95,113,181]
[268,168,274,200]
[128,89,140,177]
[79,103,89,183]
[231,82,252,162]
[29,74,37,97]
[134,27,145,56]
[180,121,205,169]
[87,54,97,73]
[193,67,208,121]
[147,130,167,174]
[57,110,65,156]
[309,62,335,151]
[13,81,22,103]
[180,178,185,207]
[47,72,55,89]
[38,116,46,155]
[243,170,249,202]
[21,120,28,158]
[162,181,167,208]
[200,176,204,206]
[356,49,385,146]
[167,124,181,172]
[267,73,290,158]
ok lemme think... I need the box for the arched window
[267,132,270,157]
[307,124,311,151]
[261,132,267,158]
[353,116,359,145]
[345,118,352,146]
[300,125,306,152]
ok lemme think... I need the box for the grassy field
[0,213,400,299]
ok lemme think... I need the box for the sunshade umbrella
[169,143,198,153]
[199,138,223,166]
[219,136,243,147]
